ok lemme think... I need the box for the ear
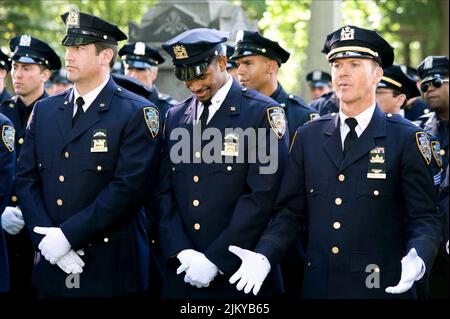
[373,63,383,85]
[0,68,7,80]
[41,68,51,82]
[150,68,158,81]
[101,48,114,67]
[218,55,227,72]
[395,94,407,108]
[266,59,278,75]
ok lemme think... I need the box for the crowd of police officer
[0,9,448,300]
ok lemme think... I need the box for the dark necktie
[72,96,85,127]
[199,100,212,130]
[344,117,358,156]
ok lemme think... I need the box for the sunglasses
[420,77,449,93]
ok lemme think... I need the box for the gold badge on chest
[90,129,108,153]
[221,133,239,157]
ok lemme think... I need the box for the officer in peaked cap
[14,9,162,298]
[306,70,332,101]
[231,30,318,144]
[376,64,420,115]
[158,28,288,299]
[225,44,238,80]
[0,49,11,104]
[228,25,441,299]
[230,29,317,299]
[0,34,61,299]
[416,56,448,171]
[119,42,177,118]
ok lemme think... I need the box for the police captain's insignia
[431,141,443,167]
[19,35,31,47]
[267,107,286,139]
[367,147,386,179]
[221,133,239,157]
[2,125,15,152]
[416,132,432,165]
[173,45,188,59]
[143,106,159,138]
[340,26,355,40]
[66,8,80,28]
[90,129,108,153]
[309,113,320,121]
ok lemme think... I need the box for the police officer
[376,64,420,115]
[232,30,318,143]
[231,30,318,298]
[15,9,162,298]
[306,70,332,101]
[119,42,177,118]
[399,65,430,121]
[0,49,11,104]
[416,56,448,172]
[228,25,441,299]
[157,28,288,299]
[0,35,61,299]
[0,114,15,295]
[225,44,238,81]
[47,69,72,96]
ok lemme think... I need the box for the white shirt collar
[339,103,376,148]
[196,75,233,124]
[73,76,110,115]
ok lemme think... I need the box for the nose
[186,79,201,92]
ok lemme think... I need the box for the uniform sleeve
[254,127,308,265]
[204,106,289,274]
[403,131,442,271]
[58,105,162,250]
[0,119,15,212]
[155,109,195,261]
[15,104,56,247]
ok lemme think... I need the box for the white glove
[176,249,216,288]
[56,249,85,274]
[1,206,25,235]
[228,245,271,296]
[385,248,425,294]
[34,226,71,265]
[446,240,449,255]
[184,254,219,288]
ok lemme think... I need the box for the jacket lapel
[207,80,242,131]
[339,106,386,172]
[323,113,344,170]
[61,78,115,149]
[57,89,74,144]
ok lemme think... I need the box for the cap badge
[312,70,321,81]
[66,9,80,28]
[423,56,433,70]
[134,42,146,56]
[173,44,188,59]
[340,26,355,40]
[19,35,31,47]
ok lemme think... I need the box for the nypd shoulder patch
[267,106,286,139]
[431,140,443,167]
[416,132,432,165]
[2,125,15,152]
[143,106,159,138]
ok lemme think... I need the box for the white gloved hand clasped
[1,206,25,235]
[56,249,85,274]
[34,226,71,265]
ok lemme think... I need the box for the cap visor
[61,35,97,46]
[174,64,207,81]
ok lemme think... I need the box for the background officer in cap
[416,56,448,172]
[225,45,238,81]
[15,9,162,298]
[0,49,11,104]
[231,29,318,298]
[0,34,61,299]
[0,113,15,295]
[232,30,318,143]
[376,64,421,116]
[227,25,441,299]
[119,42,177,118]
[306,70,332,101]
[46,69,72,96]
[157,28,288,299]
[417,56,449,299]
[399,65,430,121]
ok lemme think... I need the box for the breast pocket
[37,155,53,179]
[306,179,329,199]
[79,156,116,174]
[355,180,395,199]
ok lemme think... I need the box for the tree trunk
[439,0,449,55]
